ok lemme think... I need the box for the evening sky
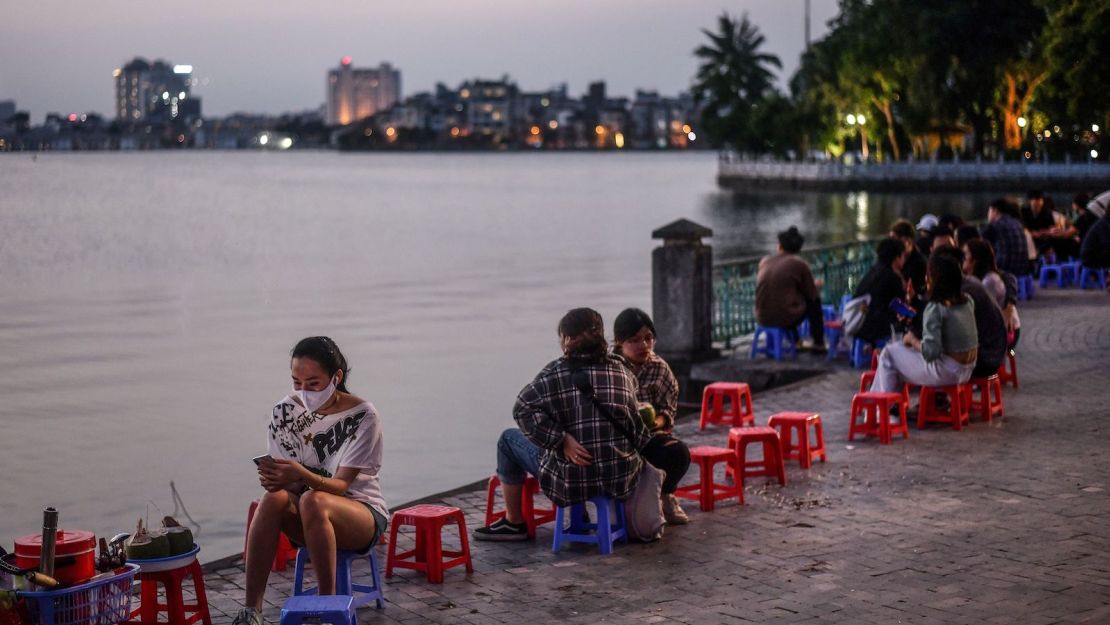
[1,0,838,122]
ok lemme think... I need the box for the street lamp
[845,113,868,161]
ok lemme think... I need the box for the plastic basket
[19,564,138,625]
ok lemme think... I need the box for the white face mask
[294,377,337,414]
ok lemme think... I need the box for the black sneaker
[473,518,529,541]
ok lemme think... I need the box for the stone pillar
[652,219,717,364]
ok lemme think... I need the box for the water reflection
[701,189,1006,261]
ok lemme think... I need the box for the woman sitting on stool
[236,337,388,625]
[612,308,691,525]
[870,254,979,395]
[474,308,651,541]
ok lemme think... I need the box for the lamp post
[846,113,869,162]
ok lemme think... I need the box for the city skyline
[0,0,837,122]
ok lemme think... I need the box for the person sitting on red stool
[870,255,979,396]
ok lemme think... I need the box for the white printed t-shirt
[267,396,388,519]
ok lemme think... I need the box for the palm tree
[693,13,782,151]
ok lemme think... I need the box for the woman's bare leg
[298,490,376,595]
[244,490,297,609]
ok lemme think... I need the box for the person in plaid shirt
[982,198,1032,277]
[612,308,692,525]
[474,308,651,541]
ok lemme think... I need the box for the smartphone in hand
[252,454,275,467]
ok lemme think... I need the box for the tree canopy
[695,0,1108,160]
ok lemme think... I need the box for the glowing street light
[1017,116,1027,128]
[1092,149,1100,159]
[845,114,857,125]
[856,114,866,125]
[1093,124,1100,132]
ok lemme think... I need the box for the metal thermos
[40,507,58,577]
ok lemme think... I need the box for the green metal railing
[713,238,881,345]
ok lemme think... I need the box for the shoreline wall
[718,159,1110,191]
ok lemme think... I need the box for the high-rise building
[0,100,15,123]
[114,58,199,123]
[326,57,401,126]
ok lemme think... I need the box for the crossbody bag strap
[569,367,639,448]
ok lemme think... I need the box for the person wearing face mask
[235,336,387,625]
[611,308,691,525]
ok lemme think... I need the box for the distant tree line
[694,0,1110,161]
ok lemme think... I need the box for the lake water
[0,151,1002,560]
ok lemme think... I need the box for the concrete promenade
[202,286,1110,624]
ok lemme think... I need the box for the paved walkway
[202,287,1110,624]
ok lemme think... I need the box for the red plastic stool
[484,474,556,539]
[675,446,744,510]
[126,560,211,625]
[245,500,300,572]
[859,372,911,413]
[967,375,1004,422]
[386,504,473,584]
[917,384,971,430]
[849,391,908,444]
[700,382,754,430]
[767,412,826,469]
[870,349,880,371]
[997,351,1019,389]
[726,426,786,487]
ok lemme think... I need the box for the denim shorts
[364,505,389,551]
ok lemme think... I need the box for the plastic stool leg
[552,507,566,553]
[335,552,351,596]
[384,519,401,578]
[596,501,613,555]
[457,513,474,573]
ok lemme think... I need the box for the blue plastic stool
[1062,260,1081,286]
[822,304,838,321]
[1017,274,1035,301]
[293,548,385,609]
[851,338,886,369]
[825,321,844,361]
[839,293,852,317]
[552,496,627,555]
[750,325,798,360]
[1079,266,1107,290]
[1038,263,1064,288]
[281,595,356,625]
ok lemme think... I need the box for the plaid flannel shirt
[983,215,1031,276]
[513,354,651,507]
[615,350,679,433]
